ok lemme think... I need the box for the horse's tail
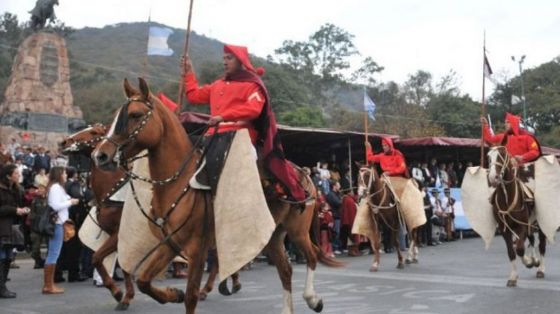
[310,210,346,268]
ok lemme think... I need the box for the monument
[0,0,85,153]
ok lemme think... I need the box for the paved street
[3,236,560,314]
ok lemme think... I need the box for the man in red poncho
[365,137,408,177]
[181,44,306,202]
[481,113,541,165]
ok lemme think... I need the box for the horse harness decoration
[489,146,536,239]
[104,96,214,271]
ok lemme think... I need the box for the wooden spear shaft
[176,0,195,114]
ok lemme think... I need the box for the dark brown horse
[357,166,420,272]
[60,124,240,308]
[60,124,135,311]
[91,78,342,314]
[487,146,546,287]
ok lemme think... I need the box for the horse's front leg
[393,227,404,269]
[91,232,123,304]
[369,229,381,272]
[503,231,518,287]
[136,246,184,304]
[184,240,208,314]
[114,269,135,311]
[536,229,546,278]
[199,249,217,301]
[516,226,533,268]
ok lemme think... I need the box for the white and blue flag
[364,90,376,120]
[147,26,174,56]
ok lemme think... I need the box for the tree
[404,70,433,107]
[279,106,325,128]
[351,56,384,87]
[275,23,359,82]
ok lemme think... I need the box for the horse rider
[481,112,542,207]
[481,112,541,166]
[364,137,408,177]
[181,44,306,203]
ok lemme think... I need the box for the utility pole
[511,55,527,121]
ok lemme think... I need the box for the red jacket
[340,195,357,226]
[366,149,407,176]
[483,125,540,163]
[184,72,265,143]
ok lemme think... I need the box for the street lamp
[511,55,527,121]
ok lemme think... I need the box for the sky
[2,0,559,100]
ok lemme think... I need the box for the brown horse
[60,124,135,311]
[357,166,420,272]
[91,78,342,314]
[487,146,546,287]
[60,124,241,308]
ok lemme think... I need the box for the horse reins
[359,167,404,233]
[489,146,536,238]
[103,97,218,272]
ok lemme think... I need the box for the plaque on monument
[27,112,68,132]
[40,41,59,86]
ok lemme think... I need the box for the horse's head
[487,145,511,187]
[59,123,107,155]
[357,166,379,199]
[92,78,166,171]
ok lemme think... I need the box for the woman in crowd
[0,164,28,298]
[43,167,79,294]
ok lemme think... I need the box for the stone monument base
[0,125,68,153]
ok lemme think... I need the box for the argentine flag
[147,26,174,56]
[364,90,376,120]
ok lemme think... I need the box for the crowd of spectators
[0,139,96,298]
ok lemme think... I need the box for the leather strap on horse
[130,128,219,274]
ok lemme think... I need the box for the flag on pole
[147,26,174,56]
[364,90,376,120]
[483,52,497,83]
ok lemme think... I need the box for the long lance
[176,0,195,114]
[480,31,486,167]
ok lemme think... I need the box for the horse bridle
[104,97,154,168]
[489,146,515,185]
[63,124,107,153]
[358,167,394,211]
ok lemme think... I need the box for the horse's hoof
[506,280,517,287]
[525,263,534,269]
[114,303,129,311]
[113,290,124,303]
[405,259,412,265]
[199,291,207,301]
[218,280,232,296]
[396,263,404,269]
[536,271,545,279]
[369,266,378,272]
[532,259,541,268]
[313,299,324,313]
[173,288,185,303]
[232,283,242,294]
[412,258,418,264]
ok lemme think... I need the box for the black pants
[420,209,433,245]
[196,132,235,193]
[56,236,83,278]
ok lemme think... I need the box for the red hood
[505,112,521,135]
[382,137,395,152]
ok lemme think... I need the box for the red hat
[223,44,265,76]
[505,112,520,135]
[381,137,394,150]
